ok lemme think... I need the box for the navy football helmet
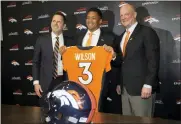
[41,80,97,124]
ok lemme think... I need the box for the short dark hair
[87,7,103,19]
[52,11,66,23]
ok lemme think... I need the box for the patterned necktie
[53,37,59,79]
[122,31,130,56]
[85,32,93,46]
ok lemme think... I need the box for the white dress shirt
[51,32,64,76]
[119,22,151,89]
[82,28,101,46]
[33,32,64,85]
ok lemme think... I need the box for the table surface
[1,104,181,124]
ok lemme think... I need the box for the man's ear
[99,19,103,25]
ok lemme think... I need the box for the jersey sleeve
[105,51,112,72]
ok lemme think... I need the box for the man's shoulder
[138,23,158,38]
[139,23,155,32]
[100,30,117,44]
[36,34,51,44]
[101,30,116,37]
[37,33,51,40]
[77,30,87,37]
[63,35,76,46]
[63,34,74,40]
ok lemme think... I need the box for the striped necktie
[53,37,59,79]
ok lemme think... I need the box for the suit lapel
[46,34,54,62]
[124,24,141,58]
[97,30,105,46]
[77,31,86,46]
[63,35,67,46]
[47,34,53,53]
[119,32,125,58]
[120,31,125,50]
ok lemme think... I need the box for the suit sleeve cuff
[33,80,39,85]
[112,56,116,60]
[112,53,116,60]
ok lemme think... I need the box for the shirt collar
[126,22,138,33]
[87,28,101,35]
[51,31,63,40]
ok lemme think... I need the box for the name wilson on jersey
[75,53,96,61]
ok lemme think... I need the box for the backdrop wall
[1,1,180,120]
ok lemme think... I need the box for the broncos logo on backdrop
[144,16,159,24]
[24,29,33,35]
[47,89,84,110]
[118,1,127,7]
[27,75,33,81]
[174,35,180,42]
[8,17,17,23]
[59,11,67,16]
[76,24,87,30]
[11,60,20,66]
[176,99,181,105]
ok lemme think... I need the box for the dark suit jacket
[32,34,75,92]
[112,23,160,96]
[76,29,116,112]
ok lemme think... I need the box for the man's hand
[116,85,121,95]
[141,87,152,99]
[103,44,116,58]
[59,46,67,55]
[34,84,43,97]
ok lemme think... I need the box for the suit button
[122,61,124,64]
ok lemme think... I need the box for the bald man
[104,3,160,117]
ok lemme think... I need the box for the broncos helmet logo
[42,81,97,124]
[47,89,84,110]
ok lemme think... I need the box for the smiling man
[32,11,75,99]
[76,7,117,113]
[104,3,160,117]
[75,7,115,47]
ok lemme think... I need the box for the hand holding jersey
[59,45,67,55]
[103,44,116,59]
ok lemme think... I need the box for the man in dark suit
[104,3,160,117]
[60,7,116,112]
[32,11,75,98]
[77,7,116,112]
